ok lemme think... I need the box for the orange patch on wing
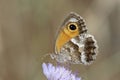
[55,27,79,53]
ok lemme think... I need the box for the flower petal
[42,63,50,77]
[42,63,81,80]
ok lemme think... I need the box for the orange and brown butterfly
[50,12,98,65]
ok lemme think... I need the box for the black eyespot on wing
[69,24,77,30]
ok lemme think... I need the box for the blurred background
[0,0,120,80]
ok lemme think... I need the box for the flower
[42,63,81,80]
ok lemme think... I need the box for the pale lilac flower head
[42,63,81,80]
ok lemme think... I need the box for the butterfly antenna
[41,53,51,61]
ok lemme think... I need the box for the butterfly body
[51,12,98,65]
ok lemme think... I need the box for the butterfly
[50,12,98,65]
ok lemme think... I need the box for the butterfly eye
[68,23,78,32]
